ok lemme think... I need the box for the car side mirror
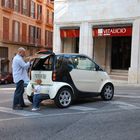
[95,65,100,71]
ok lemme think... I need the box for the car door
[30,54,54,85]
[69,55,104,92]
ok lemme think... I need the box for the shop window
[12,21,20,42]
[3,17,9,41]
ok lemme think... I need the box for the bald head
[18,47,26,57]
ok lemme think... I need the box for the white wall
[55,0,140,23]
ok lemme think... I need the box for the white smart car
[26,52,114,108]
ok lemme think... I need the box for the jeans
[33,94,49,108]
[13,80,25,107]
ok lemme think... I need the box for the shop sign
[93,27,132,37]
[60,29,79,38]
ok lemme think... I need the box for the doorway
[111,37,131,70]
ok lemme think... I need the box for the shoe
[21,104,29,108]
[13,105,23,110]
[31,108,40,111]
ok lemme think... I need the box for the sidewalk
[0,84,15,91]
[112,80,140,87]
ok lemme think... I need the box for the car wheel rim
[104,85,113,99]
[59,90,71,107]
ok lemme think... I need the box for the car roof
[33,53,87,59]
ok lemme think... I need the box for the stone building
[0,0,53,74]
[53,0,140,84]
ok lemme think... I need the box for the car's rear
[26,53,74,107]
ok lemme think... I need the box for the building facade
[53,0,140,84]
[0,0,53,74]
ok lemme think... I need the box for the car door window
[32,55,53,71]
[73,56,96,71]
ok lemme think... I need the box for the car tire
[101,83,114,101]
[54,87,73,108]
[27,95,33,103]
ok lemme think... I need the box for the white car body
[26,53,114,108]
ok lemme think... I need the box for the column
[79,22,93,58]
[128,19,140,84]
[53,24,62,53]
[105,38,112,73]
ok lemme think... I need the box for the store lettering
[103,28,126,35]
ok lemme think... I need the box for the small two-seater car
[26,52,114,108]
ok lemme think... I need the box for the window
[32,56,53,71]
[22,0,28,15]
[71,56,96,71]
[45,30,53,48]
[37,4,42,20]
[13,21,20,42]
[49,11,53,24]
[46,0,50,4]
[46,9,49,24]
[29,26,41,45]
[29,25,36,44]
[1,0,13,9]
[22,23,27,43]
[14,0,20,12]
[36,27,41,45]
[31,1,35,18]
[46,9,54,24]
[3,17,9,41]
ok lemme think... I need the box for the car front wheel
[101,83,114,101]
[54,87,73,108]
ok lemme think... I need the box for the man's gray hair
[18,47,26,52]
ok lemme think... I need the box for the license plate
[33,74,46,79]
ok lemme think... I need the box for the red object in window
[60,29,79,38]
[93,26,132,37]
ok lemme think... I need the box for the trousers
[13,80,25,107]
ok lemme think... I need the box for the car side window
[73,56,96,71]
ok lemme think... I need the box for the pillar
[128,19,140,84]
[79,22,93,58]
[53,24,62,53]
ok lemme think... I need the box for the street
[0,84,140,140]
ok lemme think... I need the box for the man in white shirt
[12,47,32,110]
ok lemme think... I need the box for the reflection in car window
[73,56,96,71]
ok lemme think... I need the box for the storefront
[60,28,79,53]
[93,26,132,72]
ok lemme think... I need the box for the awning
[60,29,80,38]
[93,26,132,37]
